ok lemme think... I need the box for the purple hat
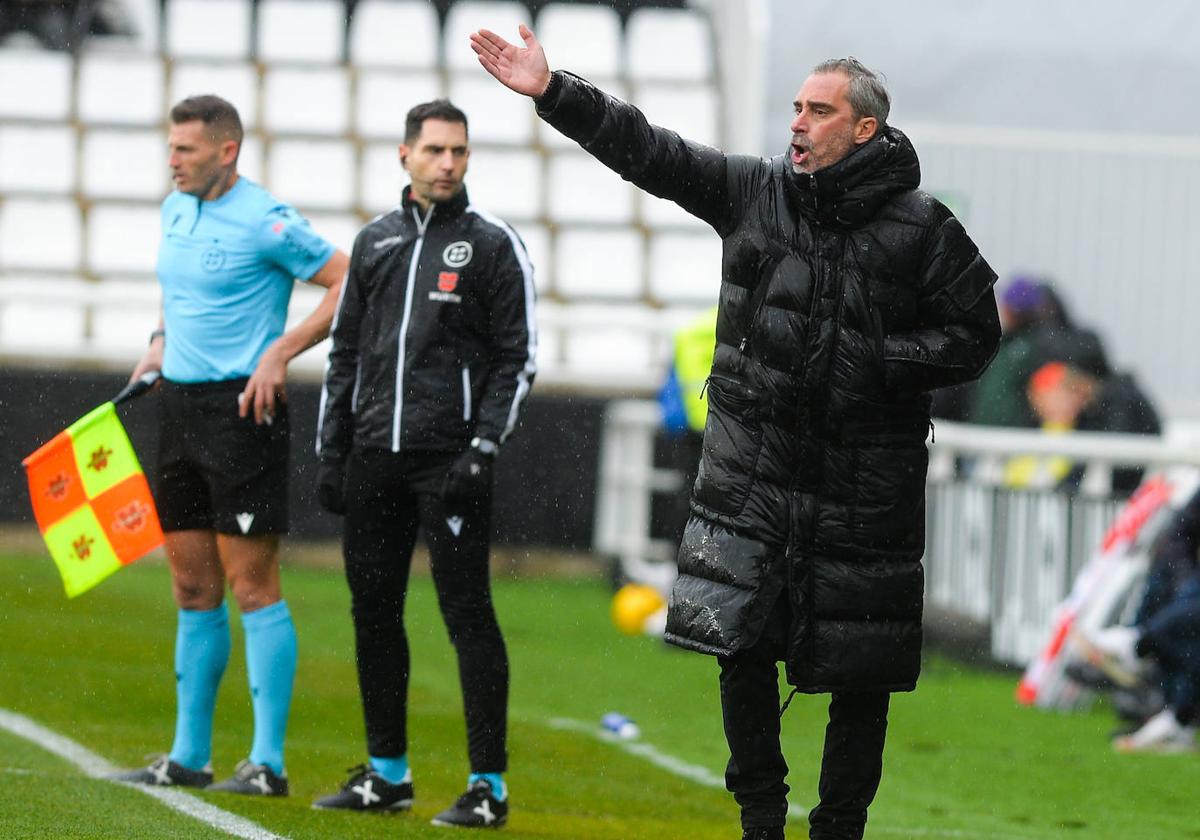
[1001,276,1044,313]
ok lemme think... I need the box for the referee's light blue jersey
[157,177,335,383]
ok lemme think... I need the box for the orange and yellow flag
[22,402,163,597]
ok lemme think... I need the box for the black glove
[316,458,347,515]
[441,447,494,513]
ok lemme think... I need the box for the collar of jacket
[400,184,472,220]
[786,125,921,230]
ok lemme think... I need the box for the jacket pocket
[691,376,765,518]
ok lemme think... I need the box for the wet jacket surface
[538,71,1001,692]
[318,187,537,462]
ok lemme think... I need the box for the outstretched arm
[470,26,754,235]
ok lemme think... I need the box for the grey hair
[811,57,890,125]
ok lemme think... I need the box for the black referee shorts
[155,378,289,537]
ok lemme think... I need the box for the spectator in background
[1025,361,1160,495]
[966,277,1048,427]
[966,276,1110,428]
[1079,486,1200,752]
[658,306,717,549]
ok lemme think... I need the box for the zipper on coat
[739,241,788,355]
[461,365,472,422]
[391,203,434,450]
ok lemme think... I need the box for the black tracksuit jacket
[317,186,537,463]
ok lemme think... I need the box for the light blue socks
[470,772,507,801]
[169,603,231,770]
[242,600,297,775]
[369,754,410,784]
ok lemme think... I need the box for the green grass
[2,548,1199,840]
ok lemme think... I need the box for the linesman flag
[21,374,163,597]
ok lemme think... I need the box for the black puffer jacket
[537,72,1000,693]
[318,187,537,461]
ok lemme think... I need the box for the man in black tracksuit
[313,99,536,829]
[472,27,1000,840]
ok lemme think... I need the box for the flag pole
[112,371,161,407]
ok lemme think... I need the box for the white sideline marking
[548,717,810,820]
[0,708,287,840]
[546,717,1035,840]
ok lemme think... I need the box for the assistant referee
[113,95,348,797]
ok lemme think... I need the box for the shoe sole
[1069,629,1142,689]
[430,816,508,829]
[206,787,288,797]
[312,799,414,812]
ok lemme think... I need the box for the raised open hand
[469,24,551,98]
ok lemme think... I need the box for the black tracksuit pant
[719,591,889,839]
[342,447,508,773]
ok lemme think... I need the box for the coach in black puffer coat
[535,70,999,695]
[505,46,1002,839]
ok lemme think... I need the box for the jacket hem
[663,632,729,658]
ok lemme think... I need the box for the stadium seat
[359,142,403,215]
[262,66,350,135]
[0,199,83,271]
[77,53,164,126]
[447,75,534,144]
[257,0,344,63]
[349,0,439,68]
[238,135,265,185]
[266,139,355,210]
[559,303,659,377]
[464,148,541,221]
[535,3,621,79]
[165,0,253,59]
[355,71,442,139]
[511,222,549,294]
[646,232,723,304]
[547,154,634,224]
[443,1,528,72]
[86,204,162,275]
[627,8,713,82]
[0,125,75,194]
[80,130,167,200]
[91,279,161,353]
[554,228,643,299]
[632,83,720,148]
[0,48,72,119]
[170,61,259,130]
[0,276,88,352]
[302,211,362,255]
[639,191,707,230]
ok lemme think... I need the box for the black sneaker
[313,764,414,812]
[431,779,508,829]
[742,828,784,840]
[110,755,213,788]
[207,760,289,796]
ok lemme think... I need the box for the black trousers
[719,592,890,839]
[342,447,508,773]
